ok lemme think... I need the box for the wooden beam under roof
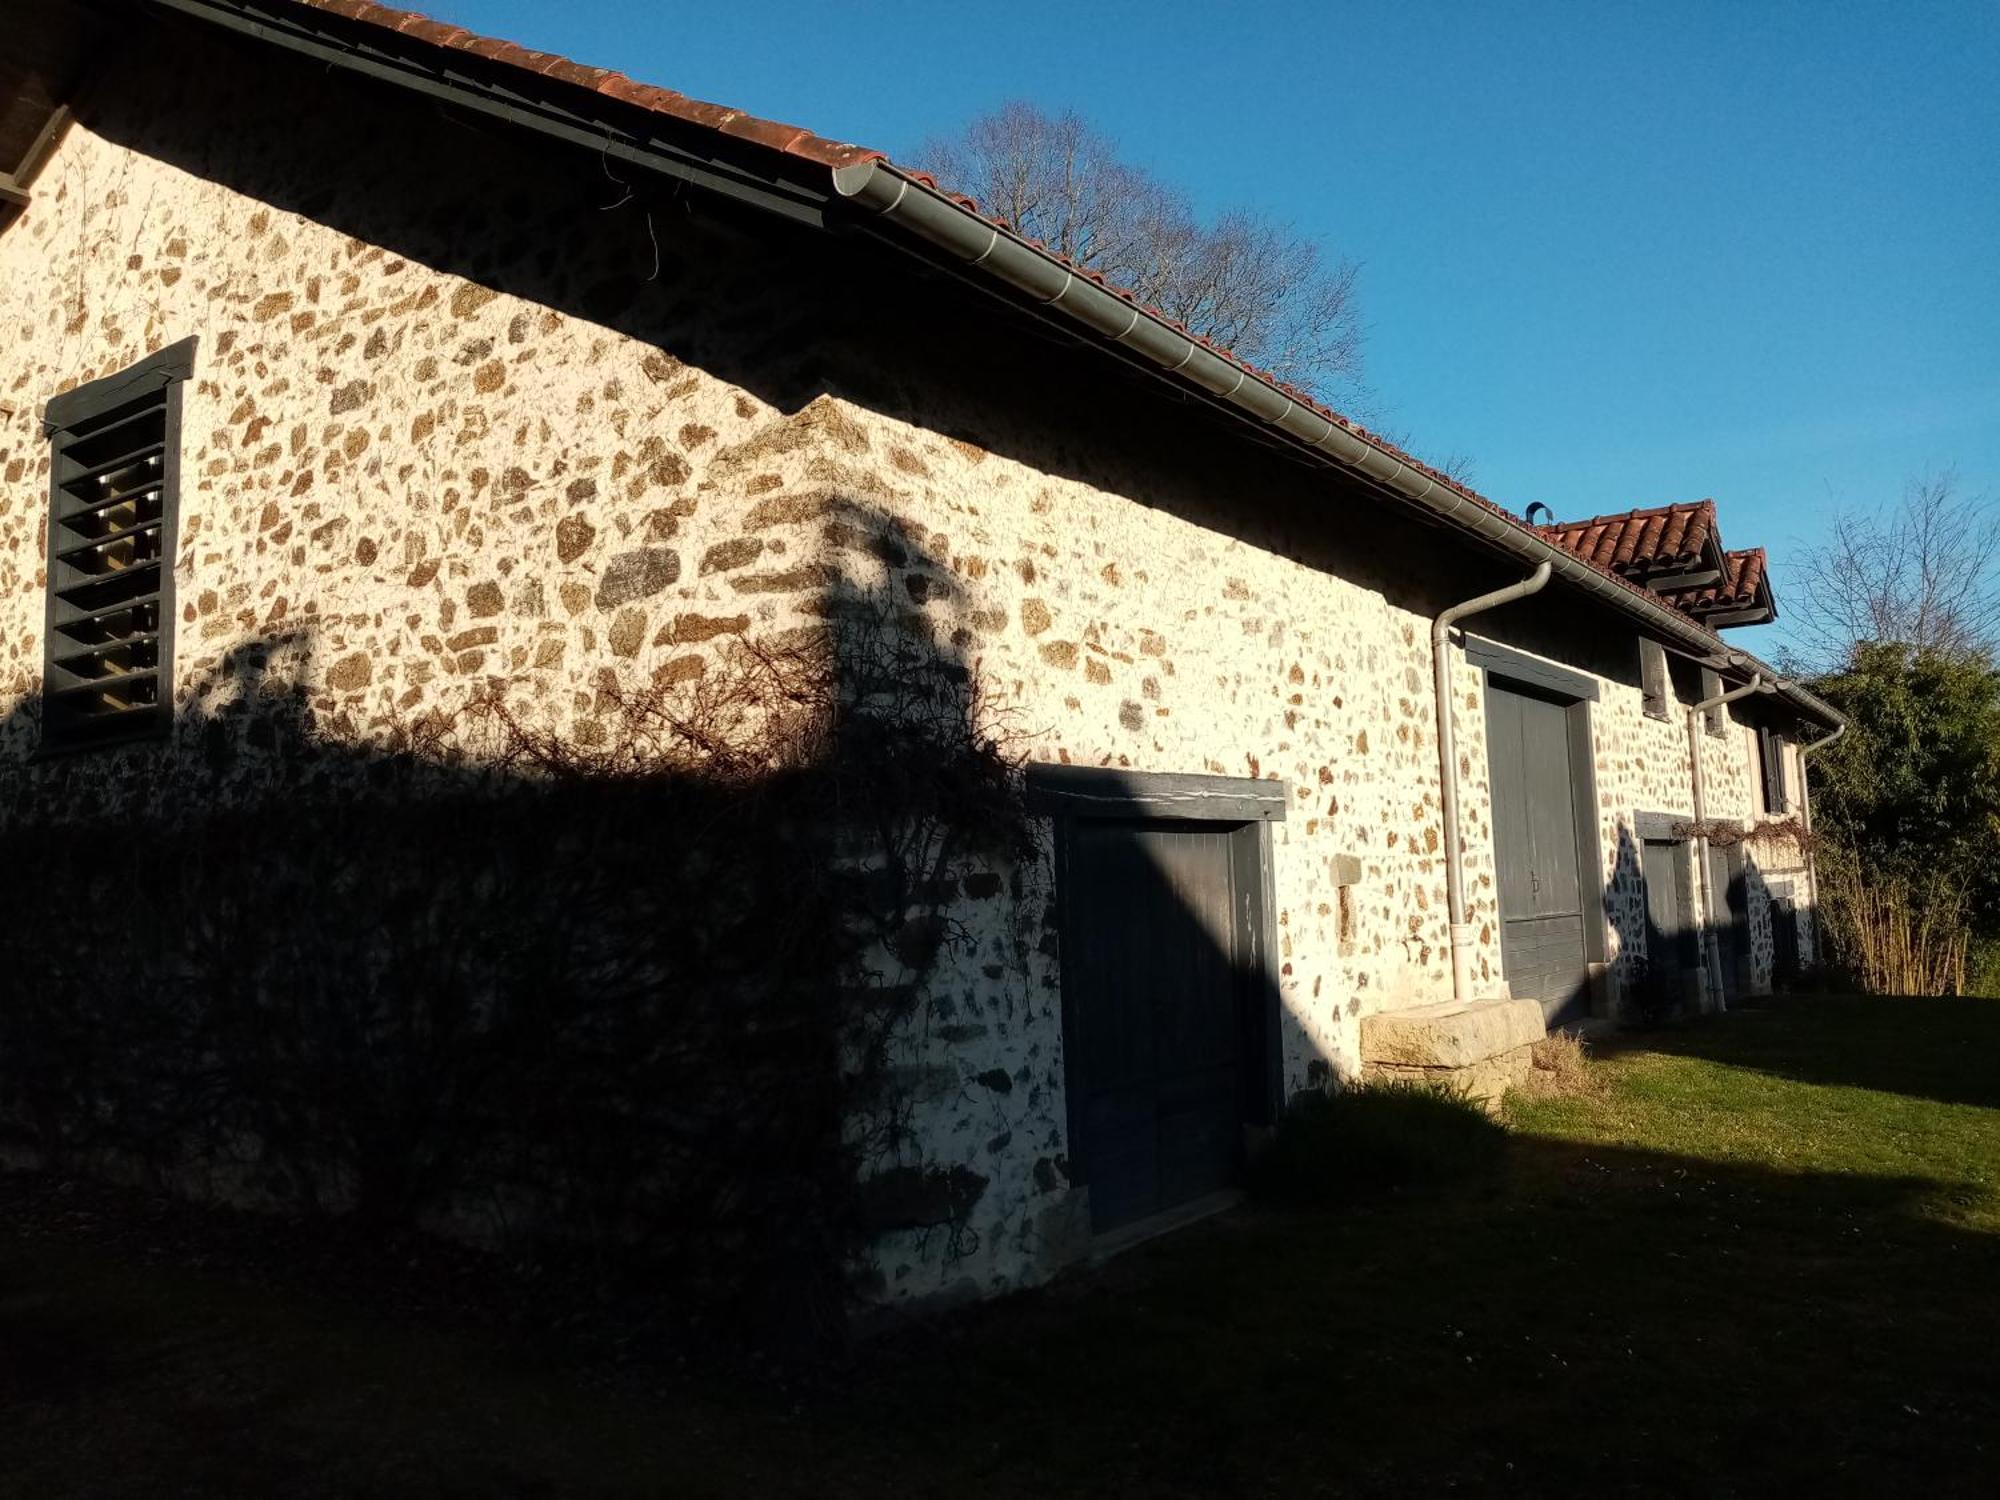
[0,0,102,227]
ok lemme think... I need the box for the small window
[1700,667,1728,736]
[40,338,195,753]
[1758,727,1789,815]
[1639,638,1670,720]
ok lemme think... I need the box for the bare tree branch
[915,103,1365,403]
[1788,469,2000,669]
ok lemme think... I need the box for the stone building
[1,0,1843,1311]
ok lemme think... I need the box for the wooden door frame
[1467,639,1612,1017]
[1025,765,1286,1220]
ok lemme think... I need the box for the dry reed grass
[1516,1029,1606,1100]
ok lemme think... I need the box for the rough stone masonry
[0,29,1817,1308]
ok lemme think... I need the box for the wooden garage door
[1486,682,1590,1027]
[1063,819,1249,1234]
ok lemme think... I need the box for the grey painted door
[1706,843,1750,1004]
[1486,683,1590,1027]
[1063,819,1245,1234]
[1643,838,1698,1011]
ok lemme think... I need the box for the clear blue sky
[427,0,1997,662]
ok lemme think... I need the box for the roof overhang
[14,0,1843,731]
[145,0,851,227]
[826,157,1842,728]
[0,0,99,230]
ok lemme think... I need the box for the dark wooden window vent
[1758,726,1790,816]
[1639,638,1670,720]
[41,337,195,754]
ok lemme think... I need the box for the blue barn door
[1485,681,1592,1027]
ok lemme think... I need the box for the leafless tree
[1376,426,1477,486]
[915,103,1364,402]
[1787,469,2000,669]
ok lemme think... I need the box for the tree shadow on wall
[0,508,1035,1351]
[1600,821,1772,1028]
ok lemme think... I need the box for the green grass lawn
[5,996,1999,1496]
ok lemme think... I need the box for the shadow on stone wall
[6,24,1352,1337]
[1602,817,1795,1027]
[0,504,1042,1349]
[9,13,1818,1339]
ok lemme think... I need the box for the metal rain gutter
[829,160,1843,730]
[150,0,836,228]
[1796,721,1846,924]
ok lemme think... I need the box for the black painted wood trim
[1230,819,1284,1127]
[1462,635,1600,702]
[43,336,198,434]
[1025,764,1288,822]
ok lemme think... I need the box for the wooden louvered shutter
[41,338,193,752]
[1759,727,1789,815]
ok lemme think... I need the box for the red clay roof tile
[1661,547,1771,615]
[1539,497,1772,621]
[1536,501,1720,575]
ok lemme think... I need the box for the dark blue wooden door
[1486,682,1591,1026]
[1064,819,1244,1234]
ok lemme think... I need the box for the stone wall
[0,28,1820,1307]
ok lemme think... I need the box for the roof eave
[117,1,1844,731]
[148,0,848,228]
[829,160,1842,729]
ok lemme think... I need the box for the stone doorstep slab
[1359,996,1548,1072]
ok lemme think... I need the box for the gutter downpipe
[1432,563,1553,1003]
[825,161,1848,735]
[1796,722,1847,951]
[1688,672,1766,1010]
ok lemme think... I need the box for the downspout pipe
[1433,562,1554,1003]
[1796,722,1847,949]
[1688,672,1766,1009]
[826,160,1847,734]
